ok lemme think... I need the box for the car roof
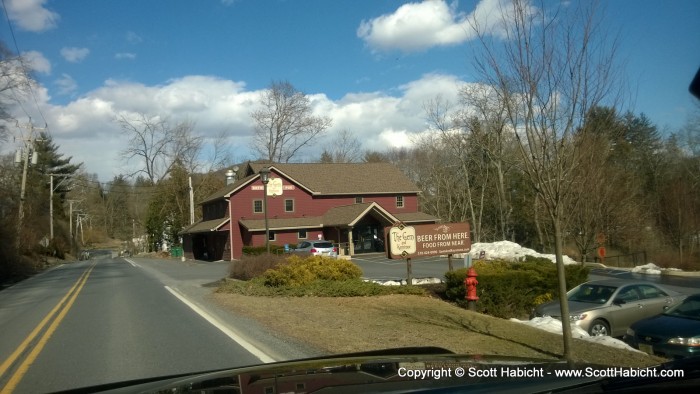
[580,279,663,288]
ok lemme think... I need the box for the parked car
[531,279,686,337]
[624,293,700,359]
[294,240,338,257]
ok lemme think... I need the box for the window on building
[396,195,404,208]
[298,229,307,239]
[355,196,363,203]
[285,199,294,212]
[253,199,263,213]
[268,231,276,241]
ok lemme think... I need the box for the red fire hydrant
[464,267,478,311]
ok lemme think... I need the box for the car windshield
[664,297,700,320]
[568,285,617,304]
[0,1,697,392]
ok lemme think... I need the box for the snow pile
[509,317,643,352]
[366,278,443,286]
[631,263,663,275]
[631,263,684,275]
[468,241,579,265]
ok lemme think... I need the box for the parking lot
[348,253,469,281]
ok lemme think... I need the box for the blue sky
[1,0,698,181]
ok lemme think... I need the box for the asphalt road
[0,253,310,393]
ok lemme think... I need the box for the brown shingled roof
[323,202,397,227]
[199,173,258,204]
[247,162,420,195]
[180,217,230,234]
[394,212,440,223]
[239,217,324,231]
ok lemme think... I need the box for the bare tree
[469,0,623,361]
[251,81,331,163]
[117,113,203,184]
[423,96,490,241]
[0,42,32,141]
[321,129,363,163]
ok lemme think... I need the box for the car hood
[536,300,607,317]
[52,347,700,393]
[632,314,700,338]
[52,347,620,394]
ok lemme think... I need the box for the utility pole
[48,174,72,240]
[68,200,80,238]
[15,122,44,248]
[189,176,195,225]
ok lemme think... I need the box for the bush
[229,253,288,280]
[261,255,363,287]
[444,257,589,319]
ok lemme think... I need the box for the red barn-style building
[181,162,438,260]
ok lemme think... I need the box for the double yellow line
[0,263,96,394]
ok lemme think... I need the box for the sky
[1,0,698,182]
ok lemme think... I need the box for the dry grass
[210,292,666,368]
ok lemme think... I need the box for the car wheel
[588,319,610,336]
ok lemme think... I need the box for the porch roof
[239,216,324,231]
[394,212,440,223]
[180,217,230,234]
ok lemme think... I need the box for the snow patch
[365,277,443,286]
[510,317,643,353]
[465,241,579,265]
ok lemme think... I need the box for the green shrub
[261,255,363,287]
[242,244,291,255]
[444,258,589,319]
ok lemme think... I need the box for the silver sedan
[531,279,687,337]
[293,240,338,257]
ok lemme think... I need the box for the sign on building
[267,177,283,197]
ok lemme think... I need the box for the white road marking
[164,286,276,364]
[124,258,140,268]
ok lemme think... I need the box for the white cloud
[5,73,468,181]
[114,52,137,60]
[22,50,51,74]
[357,0,532,53]
[5,0,59,32]
[54,74,77,95]
[60,47,90,63]
[125,31,143,44]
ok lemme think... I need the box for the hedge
[444,257,589,318]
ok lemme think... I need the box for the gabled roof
[180,217,230,234]
[199,173,258,204]
[247,162,421,195]
[323,202,397,227]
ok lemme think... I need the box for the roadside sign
[597,246,606,258]
[388,224,417,257]
[385,222,471,259]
